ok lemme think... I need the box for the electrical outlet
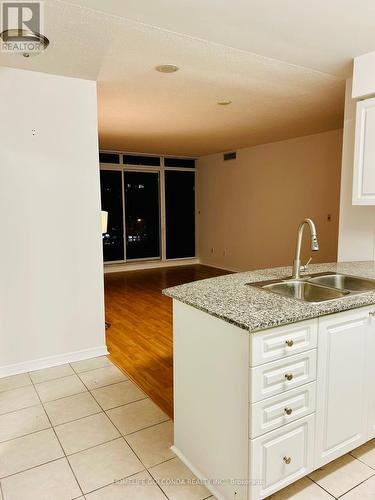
[210,247,214,254]
[223,249,227,256]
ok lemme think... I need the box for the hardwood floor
[104,264,230,418]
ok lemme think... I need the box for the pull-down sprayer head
[299,217,319,251]
[311,234,319,251]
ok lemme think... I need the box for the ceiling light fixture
[217,100,232,106]
[155,64,179,73]
[0,29,49,57]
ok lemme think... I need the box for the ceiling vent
[223,152,236,161]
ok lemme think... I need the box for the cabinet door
[353,97,375,205]
[366,310,375,439]
[250,415,315,500]
[315,308,369,467]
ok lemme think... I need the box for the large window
[124,171,160,260]
[100,153,196,263]
[165,170,195,259]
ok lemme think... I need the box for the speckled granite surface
[163,262,375,333]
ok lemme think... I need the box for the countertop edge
[162,262,375,334]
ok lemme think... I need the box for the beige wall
[197,129,343,272]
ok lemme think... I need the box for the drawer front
[249,414,315,499]
[250,350,317,403]
[250,382,316,438]
[250,319,318,367]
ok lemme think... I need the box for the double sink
[249,273,375,303]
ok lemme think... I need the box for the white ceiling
[66,0,375,78]
[2,0,373,155]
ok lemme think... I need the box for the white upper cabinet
[352,51,375,99]
[353,97,375,205]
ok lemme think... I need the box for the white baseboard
[171,445,226,500]
[0,346,109,378]
[104,258,199,273]
[198,262,239,273]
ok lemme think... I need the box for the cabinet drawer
[250,319,317,367]
[250,350,317,403]
[250,382,316,439]
[249,414,315,499]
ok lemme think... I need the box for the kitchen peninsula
[164,261,375,500]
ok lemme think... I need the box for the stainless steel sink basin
[248,272,375,303]
[255,218,375,303]
[263,281,349,303]
[309,274,375,292]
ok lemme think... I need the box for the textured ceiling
[97,29,344,156]
[66,0,375,78]
[0,0,363,155]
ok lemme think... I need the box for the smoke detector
[0,29,49,57]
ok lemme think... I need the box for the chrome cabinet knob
[283,456,292,465]
[285,339,294,347]
[285,373,293,381]
[284,407,293,415]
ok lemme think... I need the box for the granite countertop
[163,261,375,333]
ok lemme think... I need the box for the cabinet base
[171,445,229,500]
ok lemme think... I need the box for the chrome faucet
[292,218,319,280]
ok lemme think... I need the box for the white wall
[338,79,375,261]
[0,67,106,376]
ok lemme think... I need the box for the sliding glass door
[100,170,124,262]
[99,153,196,263]
[124,171,161,260]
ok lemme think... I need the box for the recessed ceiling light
[0,29,49,57]
[155,64,179,73]
[217,100,232,106]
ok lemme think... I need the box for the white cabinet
[172,300,375,500]
[352,51,375,99]
[250,415,314,499]
[353,97,375,205]
[315,308,369,467]
[366,313,375,438]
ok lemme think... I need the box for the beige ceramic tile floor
[0,358,213,500]
[0,357,374,499]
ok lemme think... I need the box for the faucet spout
[292,218,319,280]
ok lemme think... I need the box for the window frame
[100,152,197,264]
